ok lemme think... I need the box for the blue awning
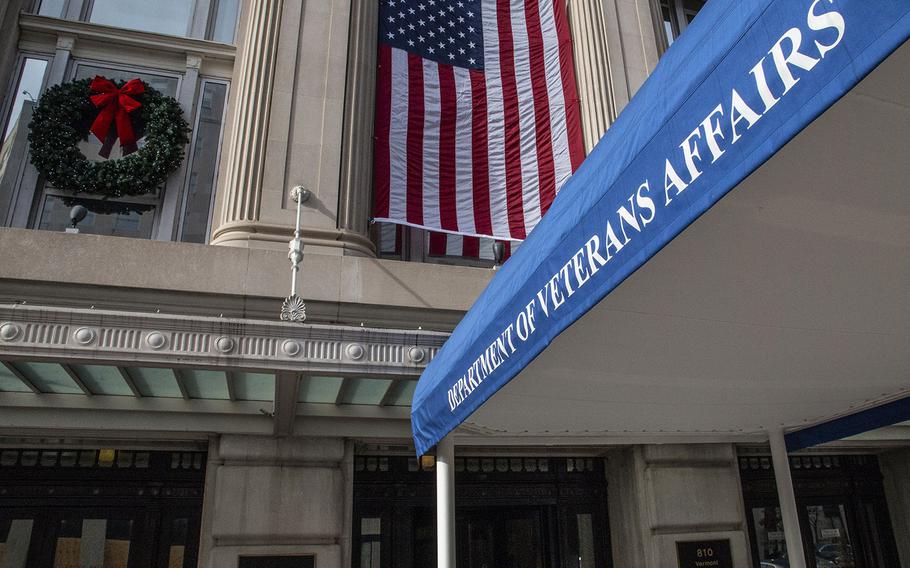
[412,0,910,456]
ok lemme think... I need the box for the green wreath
[28,77,190,199]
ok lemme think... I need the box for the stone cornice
[0,304,446,377]
[18,14,237,60]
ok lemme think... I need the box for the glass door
[803,502,857,568]
[458,507,548,568]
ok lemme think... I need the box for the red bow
[89,76,145,157]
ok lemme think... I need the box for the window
[89,0,195,37]
[30,64,182,238]
[374,223,513,267]
[179,81,229,243]
[210,0,241,44]
[0,57,49,225]
[36,0,66,17]
[657,0,706,48]
[35,0,240,44]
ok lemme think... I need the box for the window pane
[73,66,179,98]
[806,504,856,568]
[750,506,787,566]
[38,196,155,239]
[37,0,66,17]
[377,223,403,257]
[683,0,707,24]
[0,519,34,568]
[211,0,240,43]
[3,58,47,146]
[180,82,227,243]
[576,513,596,568]
[89,0,194,37]
[360,517,381,568]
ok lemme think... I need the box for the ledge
[0,303,447,376]
[18,13,237,60]
[0,228,492,330]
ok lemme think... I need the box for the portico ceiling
[461,40,910,440]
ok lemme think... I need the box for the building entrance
[0,448,205,568]
[740,454,900,568]
[353,455,610,568]
[458,507,547,568]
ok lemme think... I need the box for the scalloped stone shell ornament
[281,294,306,323]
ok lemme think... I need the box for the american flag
[373,0,584,242]
[378,223,514,260]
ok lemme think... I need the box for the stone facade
[0,2,908,568]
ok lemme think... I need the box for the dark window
[657,0,707,49]
[353,455,611,568]
[740,454,901,568]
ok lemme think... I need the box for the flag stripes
[374,0,583,243]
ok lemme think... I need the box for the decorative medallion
[346,343,366,361]
[73,327,97,345]
[214,336,235,353]
[145,331,167,350]
[281,339,301,357]
[408,346,427,364]
[0,323,21,342]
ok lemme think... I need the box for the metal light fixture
[65,205,88,234]
[281,186,311,323]
[491,241,505,270]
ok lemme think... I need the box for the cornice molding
[0,304,446,376]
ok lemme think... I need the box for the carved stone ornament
[408,346,427,364]
[73,327,97,345]
[280,294,306,323]
[146,331,167,350]
[346,343,366,361]
[282,339,301,357]
[215,336,235,353]
[0,323,21,341]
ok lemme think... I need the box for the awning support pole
[436,435,456,568]
[769,428,807,568]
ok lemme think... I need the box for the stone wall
[608,444,751,567]
[199,435,353,568]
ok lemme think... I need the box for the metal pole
[290,190,302,296]
[436,435,456,568]
[769,428,807,568]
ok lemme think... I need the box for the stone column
[566,0,662,139]
[607,444,752,567]
[200,435,346,567]
[216,0,283,228]
[211,0,374,256]
[337,0,378,239]
[566,0,615,153]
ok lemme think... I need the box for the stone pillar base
[211,221,376,257]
